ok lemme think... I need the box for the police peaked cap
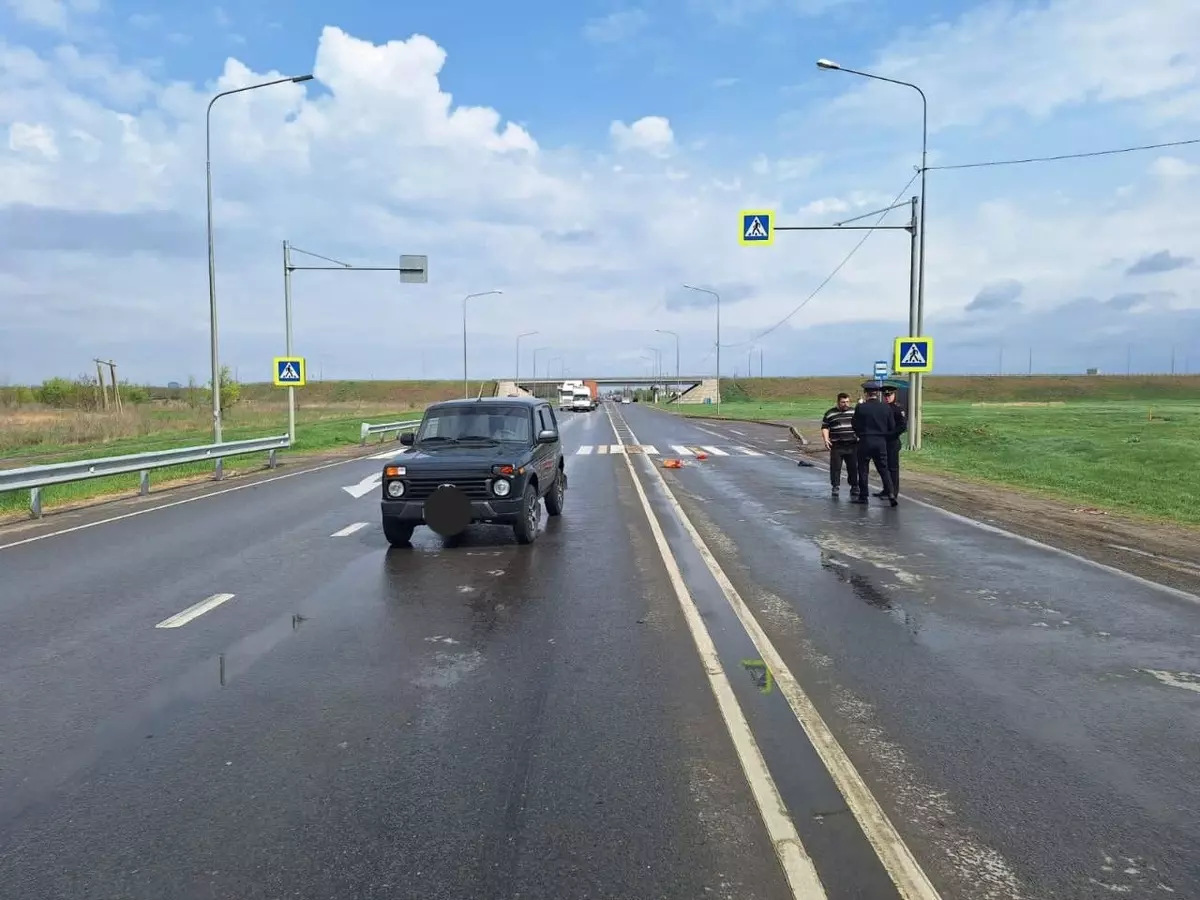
[860,380,884,392]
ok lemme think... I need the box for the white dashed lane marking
[331,522,369,537]
[155,593,236,629]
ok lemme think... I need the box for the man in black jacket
[875,385,907,498]
[851,383,898,506]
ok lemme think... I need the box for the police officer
[850,382,898,506]
[875,385,907,498]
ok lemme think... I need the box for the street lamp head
[816,59,841,70]
[291,74,315,83]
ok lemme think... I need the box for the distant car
[379,396,566,547]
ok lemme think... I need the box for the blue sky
[1,0,1199,383]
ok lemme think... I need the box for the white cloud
[4,0,69,29]
[583,9,649,43]
[821,0,1200,133]
[0,9,1199,383]
[3,0,98,31]
[1150,155,1199,178]
[7,122,58,159]
[609,115,674,156]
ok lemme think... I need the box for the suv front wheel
[545,468,565,516]
[512,483,540,545]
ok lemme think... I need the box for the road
[0,401,1196,899]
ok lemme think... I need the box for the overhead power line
[929,137,1200,171]
[711,168,920,354]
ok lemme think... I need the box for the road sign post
[274,357,306,387]
[736,199,924,447]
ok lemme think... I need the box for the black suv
[379,397,566,546]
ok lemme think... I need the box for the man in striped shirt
[820,392,860,498]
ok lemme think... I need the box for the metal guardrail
[0,434,291,519]
[359,419,421,445]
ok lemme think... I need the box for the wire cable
[712,168,920,354]
[929,137,1200,171]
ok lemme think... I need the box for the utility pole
[1027,347,1032,376]
[93,359,108,410]
[95,359,120,410]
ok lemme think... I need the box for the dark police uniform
[851,383,898,506]
[877,386,907,497]
[820,402,859,496]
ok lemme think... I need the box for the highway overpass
[497,375,720,403]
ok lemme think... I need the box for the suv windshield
[417,406,533,444]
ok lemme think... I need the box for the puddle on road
[821,558,920,634]
[813,533,923,585]
[1137,668,1200,694]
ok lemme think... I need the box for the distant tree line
[0,366,241,411]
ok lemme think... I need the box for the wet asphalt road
[0,402,1197,899]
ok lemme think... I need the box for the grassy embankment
[0,380,494,515]
[675,376,1200,525]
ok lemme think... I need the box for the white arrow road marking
[332,522,369,537]
[342,472,382,499]
[156,593,236,629]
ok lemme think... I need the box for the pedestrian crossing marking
[900,344,926,366]
[574,443,770,457]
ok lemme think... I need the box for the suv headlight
[492,478,511,497]
[385,480,405,498]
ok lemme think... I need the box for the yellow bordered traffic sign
[739,209,774,246]
[893,337,933,373]
[274,356,306,386]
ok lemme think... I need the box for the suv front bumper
[381,497,525,524]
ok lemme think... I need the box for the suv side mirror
[400,432,415,446]
[536,429,558,444]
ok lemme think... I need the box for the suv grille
[403,475,492,502]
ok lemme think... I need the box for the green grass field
[677,398,1200,525]
[0,403,430,517]
[5,374,1200,523]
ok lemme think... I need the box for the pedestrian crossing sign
[893,337,933,373]
[739,209,774,245]
[273,356,307,386]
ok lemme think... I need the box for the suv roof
[426,396,544,410]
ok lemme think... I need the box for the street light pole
[655,328,679,388]
[516,330,537,385]
[682,284,720,415]
[817,58,927,449]
[206,72,312,444]
[462,290,502,398]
